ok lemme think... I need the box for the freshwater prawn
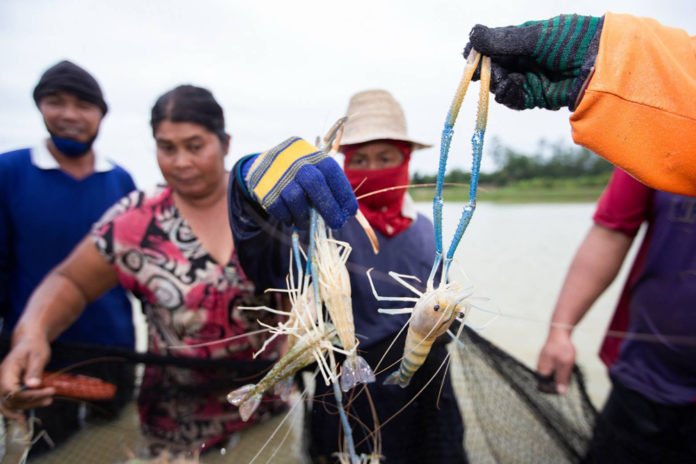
[313,215,376,392]
[0,358,120,461]
[228,117,377,422]
[227,233,343,421]
[226,320,339,421]
[1,410,54,464]
[311,118,377,393]
[368,50,499,387]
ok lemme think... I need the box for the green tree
[410,137,613,187]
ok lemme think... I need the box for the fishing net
[0,336,304,464]
[450,327,596,464]
[0,327,605,464]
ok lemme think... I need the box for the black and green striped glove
[464,14,604,110]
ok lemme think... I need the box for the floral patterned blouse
[92,186,285,451]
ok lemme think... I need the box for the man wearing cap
[0,60,136,453]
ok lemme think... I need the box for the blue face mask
[49,134,95,158]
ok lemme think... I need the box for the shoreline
[409,183,606,204]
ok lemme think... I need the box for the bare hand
[536,328,576,395]
[0,335,55,420]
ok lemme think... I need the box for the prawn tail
[340,355,376,392]
[383,369,411,388]
[226,384,261,421]
[226,384,254,406]
[238,394,262,422]
[273,376,294,401]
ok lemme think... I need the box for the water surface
[414,201,643,407]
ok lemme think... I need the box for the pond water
[89,200,644,462]
[414,201,643,408]
[130,201,638,409]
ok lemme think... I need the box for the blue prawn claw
[383,370,410,388]
[340,355,375,392]
[227,384,261,422]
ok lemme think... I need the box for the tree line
[411,138,613,186]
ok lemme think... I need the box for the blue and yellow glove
[244,137,357,229]
[464,14,604,110]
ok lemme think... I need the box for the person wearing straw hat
[306,89,468,463]
[225,89,466,462]
[338,89,430,238]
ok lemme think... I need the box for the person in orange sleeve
[462,14,696,462]
[463,13,696,196]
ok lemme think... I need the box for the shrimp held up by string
[368,50,498,387]
[2,410,54,464]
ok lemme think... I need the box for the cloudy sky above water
[1,0,693,189]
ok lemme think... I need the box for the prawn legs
[370,50,496,388]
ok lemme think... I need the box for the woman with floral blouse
[0,85,285,456]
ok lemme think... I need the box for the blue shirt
[333,214,436,347]
[0,143,136,348]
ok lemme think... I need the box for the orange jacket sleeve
[570,12,696,196]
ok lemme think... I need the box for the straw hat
[340,89,431,150]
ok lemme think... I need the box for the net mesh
[0,327,602,463]
[451,327,596,464]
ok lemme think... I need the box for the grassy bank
[409,175,610,203]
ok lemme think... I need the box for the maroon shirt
[595,168,696,405]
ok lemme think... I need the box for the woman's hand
[0,333,55,420]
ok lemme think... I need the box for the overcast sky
[1,0,694,189]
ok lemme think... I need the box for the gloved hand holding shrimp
[368,49,500,388]
[225,120,383,463]
[226,50,499,462]
[228,120,376,431]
